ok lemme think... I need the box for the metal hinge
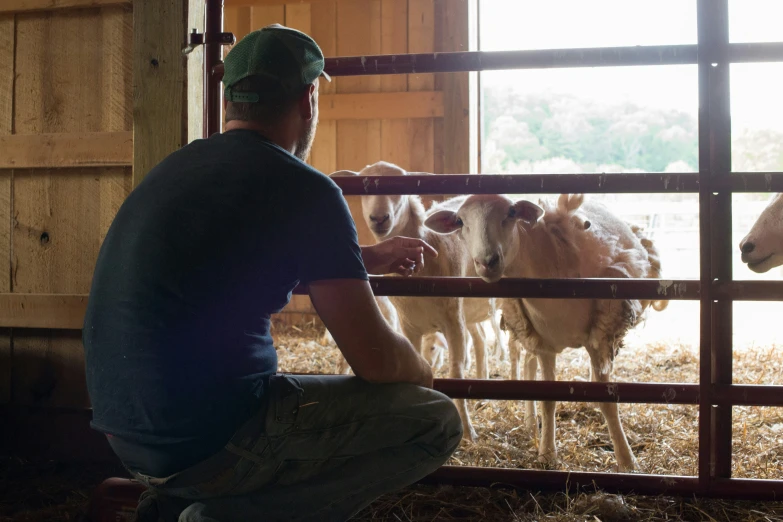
[182,28,236,56]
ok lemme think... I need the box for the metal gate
[197,0,783,500]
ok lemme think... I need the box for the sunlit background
[478,0,783,357]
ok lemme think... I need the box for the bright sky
[479,0,783,132]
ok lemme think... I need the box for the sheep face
[740,193,783,273]
[328,161,408,239]
[424,195,544,283]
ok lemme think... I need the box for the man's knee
[412,388,463,456]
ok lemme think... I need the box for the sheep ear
[512,200,544,224]
[328,169,359,178]
[424,209,461,234]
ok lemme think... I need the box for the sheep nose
[370,214,390,224]
[741,242,755,254]
[477,254,500,269]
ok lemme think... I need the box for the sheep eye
[508,207,516,217]
[455,218,464,227]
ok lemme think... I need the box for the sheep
[739,193,783,273]
[424,193,669,471]
[329,161,506,441]
[322,295,446,373]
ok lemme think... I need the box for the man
[83,24,462,522]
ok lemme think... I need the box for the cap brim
[320,71,332,82]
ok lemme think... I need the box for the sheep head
[329,161,421,240]
[424,194,544,283]
[740,193,783,273]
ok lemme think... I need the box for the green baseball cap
[223,24,331,103]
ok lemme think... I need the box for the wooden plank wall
[222,0,470,322]
[0,5,133,408]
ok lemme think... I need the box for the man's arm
[309,279,433,388]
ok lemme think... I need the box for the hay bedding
[5,320,783,521]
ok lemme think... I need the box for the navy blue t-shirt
[83,129,367,473]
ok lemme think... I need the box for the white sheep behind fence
[424,193,668,471]
[329,161,506,441]
[740,193,783,273]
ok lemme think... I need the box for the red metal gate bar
[422,467,700,497]
[713,281,783,300]
[204,0,224,137]
[331,173,699,195]
[728,172,783,192]
[714,385,783,407]
[324,45,699,76]
[291,277,699,300]
[697,0,716,493]
[435,379,698,404]
[704,0,734,482]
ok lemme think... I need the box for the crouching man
[83,24,462,522]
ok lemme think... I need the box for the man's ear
[300,83,316,121]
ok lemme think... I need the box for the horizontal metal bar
[435,379,699,404]
[293,277,698,300]
[322,43,783,78]
[727,42,783,64]
[324,45,700,76]
[728,172,783,193]
[713,281,783,301]
[710,478,783,500]
[714,384,783,407]
[421,466,700,496]
[331,173,700,195]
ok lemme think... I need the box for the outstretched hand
[361,236,438,276]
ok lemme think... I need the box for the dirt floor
[5,314,783,521]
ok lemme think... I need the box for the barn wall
[222,0,472,321]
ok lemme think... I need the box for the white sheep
[330,161,506,441]
[739,193,783,273]
[424,193,668,471]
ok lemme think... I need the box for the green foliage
[481,86,783,176]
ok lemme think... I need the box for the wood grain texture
[0,0,129,13]
[308,0,336,175]
[407,0,434,179]
[187,0,205,143]
[0,132,133,168]
[0,14,14,404]
[321,91,442,120]
[132,0,186,186]
[0,294,87,329]
[380,0,409,170]
[336,0,381,246]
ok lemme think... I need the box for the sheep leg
[523,351,539,433]
[537,351,558,467]
[587,348,637,472]
[489,299,507,361]
[443,316,477,442]
[467,322,488,380]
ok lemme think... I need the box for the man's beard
[294,116,317,162]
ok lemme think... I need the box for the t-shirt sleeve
[295,181,369,285]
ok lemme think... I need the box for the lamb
[322,295,446,373]
[739,193,783,273]
[424,193,668,471]
[329,161,506,440]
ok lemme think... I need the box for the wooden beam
[0,132,133,168]
[132,0,186,187]
[225,0,325,6]
[0,0,130,13]
[320,91,443,120]
[0,294,88,329]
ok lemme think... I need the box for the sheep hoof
[616,458,638,473]
[463,425,478,442]
[536,451,559,469]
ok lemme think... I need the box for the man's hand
[361,236,438,276]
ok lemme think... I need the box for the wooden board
[0,132,133,168]
[321,91,442,120]
[308,0,336,175]
[0,14,12,404]
[187,0,206,143]
[12,330,90,407]
[132,0,186,186]
[0,0,129,13]
[336,0,381,247]
[0,294,88,329]
[379,0,410,169]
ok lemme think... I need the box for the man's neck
[224,120,296,155]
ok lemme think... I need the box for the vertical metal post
[707,0,734,480]
[204,0,224,138]
[696,0,715,492]
[697,0,733,491]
